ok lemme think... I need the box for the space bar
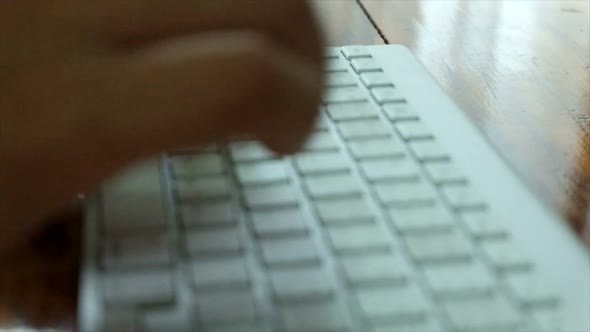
[102,160,168,232]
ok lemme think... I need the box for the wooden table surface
[2,0,589,330]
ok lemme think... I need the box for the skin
[0,0,324,325]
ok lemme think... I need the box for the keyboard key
[443,293,521,331]
[236,160,289,185]
[101,232,172,269]
[102,309,137,332]
[383,103,419,121]
[180,201,234,227]
[327,225,391,254]
[303,132,339,151]
[483,240,532,272]
[337,119,390,140]
[280,300,349,332]
[373,319,444,332]
[176,177,231,201]
[142,307,191,332]
[351,58,382,72]
[342,45,371,59]
[325,72,357,87]
[375,180,437,207]
[323,86,367,103]
[404,230,472,264]
[341,254,408,286]
[355,284,428,323]
[230,141,274,162]
[103,269,174,306]
[325,58,348,72]
[314,114,330,130]
[315,198,374,225]
[196,290,258,325]
[324,48,340,59]
[270,267,334,303]
[460,210,507,240]
[243,184,298,209]
[260,236,320,267]
[388,204,454,233]
[359,158,420,182]
[349,138,405,159]
[423,261,494,298]
[185,228,242,255]
[327,102,378,121]
[191,257,250,290]
[372,87,405,104]
[504,272,559,307]
[395,121,434,140]
[304,174,362,199]
[361,72,393,88]
[251,208,308,237]
[425,161,466,184]
[442,184,487,209]
[294,152,350,174]
[409,140,449,162]
[172,153,224,177]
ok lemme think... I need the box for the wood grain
[360,0,590,239]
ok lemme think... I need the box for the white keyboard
[79,45,590,332]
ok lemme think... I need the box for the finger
[90,31,322,161]
[80,0,323,67]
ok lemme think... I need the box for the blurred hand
[0,0,324,249]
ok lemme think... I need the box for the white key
[355,284,428,323]
[460,210,507,239]
[180,201,234,227]
[172,153,224,177]
[409,140,449,162]
[327,225,392,254]
[280,301,349,332]
[373,319,444,332]
[314,114,330,130]
[230,141,275,162]
[372,87,405,104]
[196,290,258,325]
[375,180,437,206]
[342,45,371,59]
[531,307,566,332]
[341,254,408,286]
[323,86,367,103]
[103,161,167,232]
[351,58,382,72]
[324,48,341,59]
[361,72,393,88]
[325,58,349,72]
[349,138,405,159]
[423,261,494,298]
[383,103,419,121]
[315,198,374,225]
[102,309,137,332]
[261,236,320,267]
[304,174,361,199]
[102,232,171,269]
[142,307,191,332]
[176,177,231,201]
[185,228,242,255]
[294,152,350,174]
[483,240,532,272]
[337,119,390,140]
[404,230,472,263]
[303,132,339,151]
[442,185,487,209]
[425,161,466,184]
[505,272,559,307]
[389,204,454,233]
[443,293,521,331]
[270,267,334,303]
[327,102,379,121]
[191,257,250,290]
[103,269,174,306]
[395,121,434,140]
[325,72,358,87]
[243,184,298,209]
[206,323,270,332]
[236,160,289,185]
[251,208,308,237]
[360,158,420,182]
